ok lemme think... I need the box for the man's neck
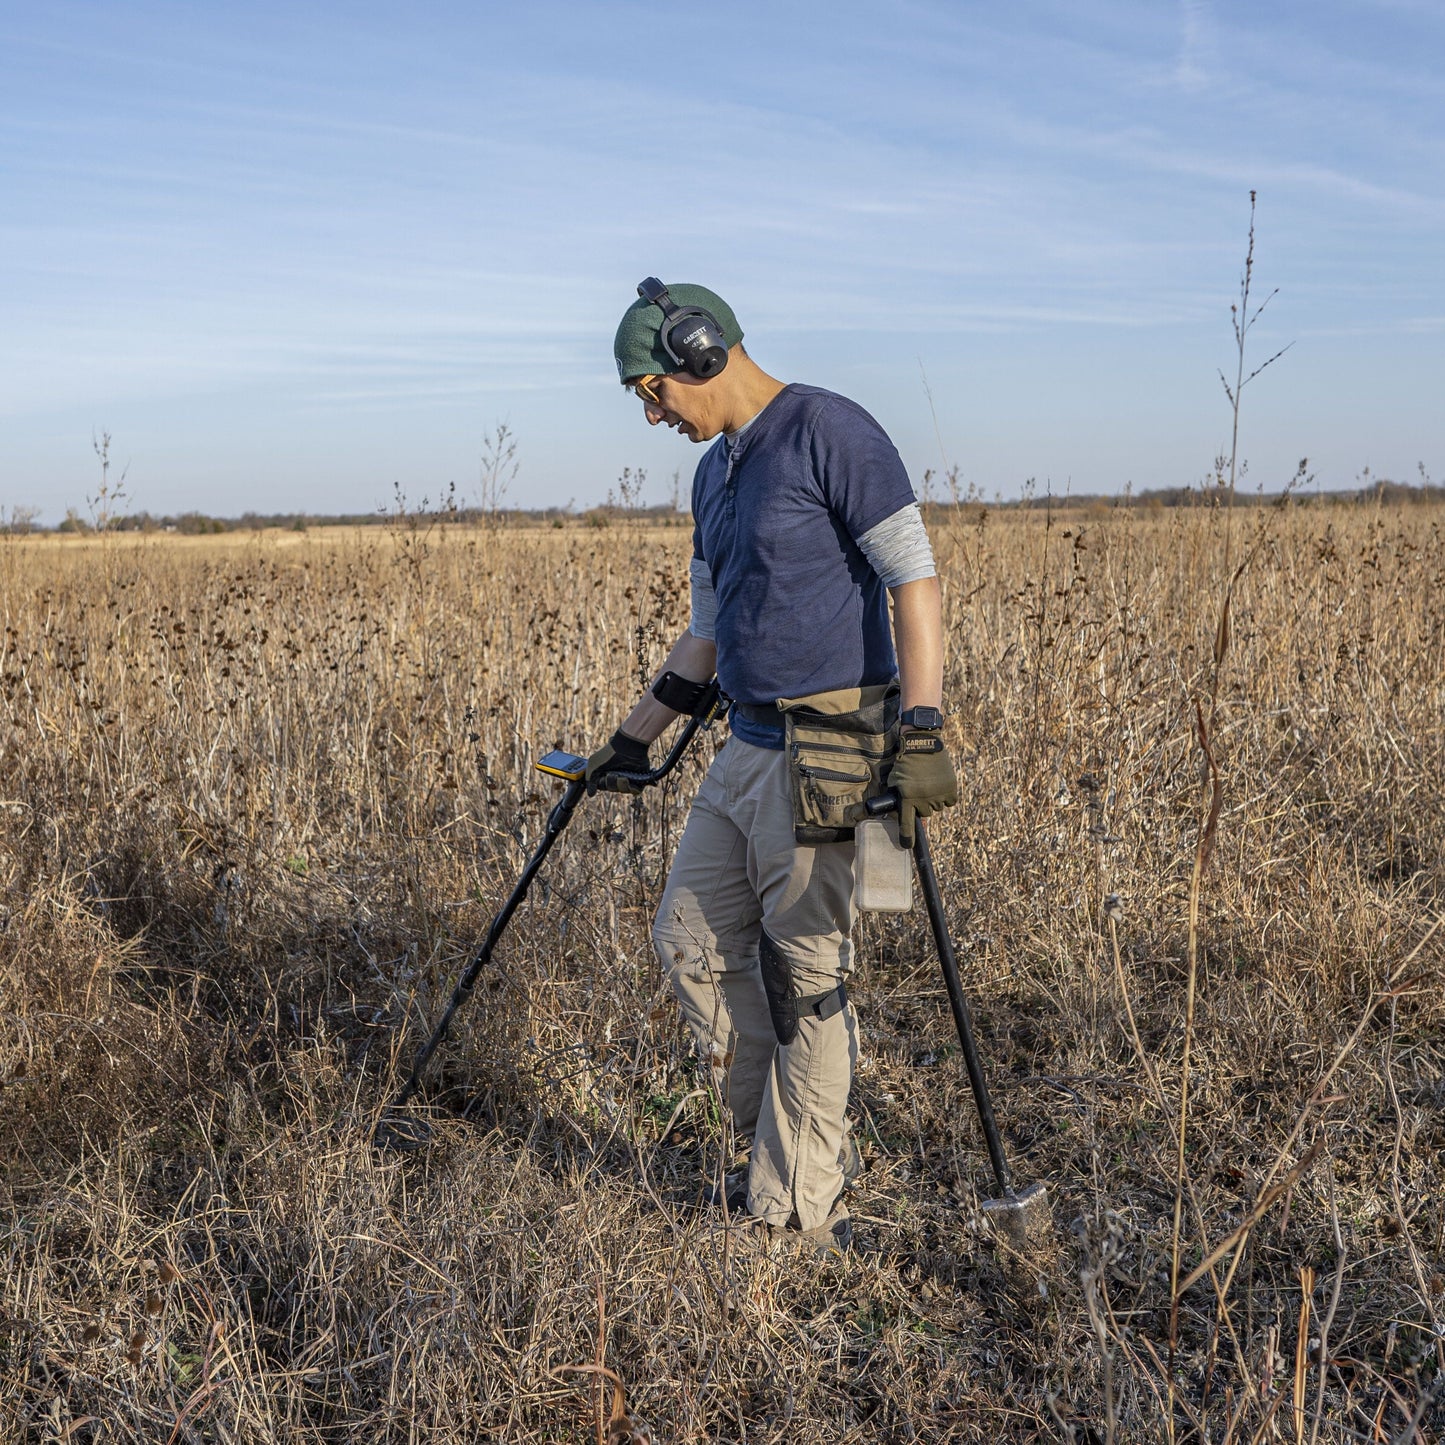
[720,360,788,435]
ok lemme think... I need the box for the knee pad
[758,931,848,1046]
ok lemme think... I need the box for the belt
[733,701,784,731]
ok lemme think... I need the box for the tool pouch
[776,681,900,844]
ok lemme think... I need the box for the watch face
[904,706,943,730]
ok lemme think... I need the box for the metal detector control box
[535,749,588,782]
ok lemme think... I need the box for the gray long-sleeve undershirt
[688,501,936,642]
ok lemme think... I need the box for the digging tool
[865,792,1051,1248]
[374,682,726,1153]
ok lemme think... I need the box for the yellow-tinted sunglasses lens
[629,376,661,404]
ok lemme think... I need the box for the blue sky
[3,0,1442,522]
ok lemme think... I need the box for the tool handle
[865,788,901,818]
[864,790,1015,1199]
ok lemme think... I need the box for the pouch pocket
[778,683,899,844]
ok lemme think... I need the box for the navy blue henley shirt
[690,384,917,749]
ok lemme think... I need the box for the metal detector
[374,682,727,1152]
[865,792,1051,1246]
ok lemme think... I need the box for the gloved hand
[886,729,959,847]
[585,728,652,795]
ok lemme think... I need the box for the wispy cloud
[1176,0,1215,91]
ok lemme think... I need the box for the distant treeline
[43,504,597,535]
[992,478,1445,516]
[15,479,1445,534]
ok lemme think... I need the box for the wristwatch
[900,705,945,731]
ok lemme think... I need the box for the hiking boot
[792,1201,854,1258]
[735,1201,854,1258]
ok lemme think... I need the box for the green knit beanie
[613,282,744,382]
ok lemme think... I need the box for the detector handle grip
[606,679,728,788]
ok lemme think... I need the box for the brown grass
[2,503,1442,1443]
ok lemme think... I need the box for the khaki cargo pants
[652,736,857,1232]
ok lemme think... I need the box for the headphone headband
[637,276,673,313]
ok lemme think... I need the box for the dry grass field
[2,502,1442,1443]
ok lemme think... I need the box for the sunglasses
[627,375,662,404]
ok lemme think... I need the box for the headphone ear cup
[667,309,729,378]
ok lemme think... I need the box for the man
[588,279,958,1254]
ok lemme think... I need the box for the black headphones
[637,277,730,379]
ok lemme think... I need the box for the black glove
[885,729,960,847]
[585,729,651,795]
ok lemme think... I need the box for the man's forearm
[618,630,719,744]
[891,576,944,718]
